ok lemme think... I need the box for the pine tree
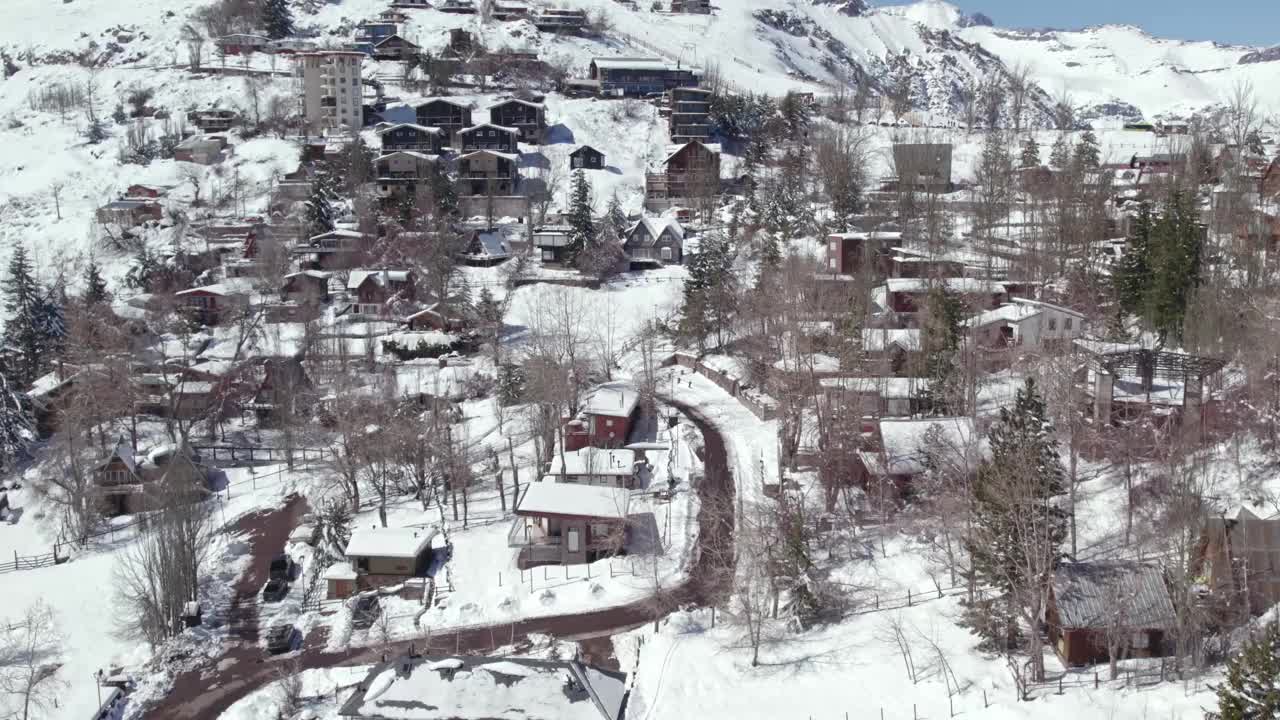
[83,258,109,305]
[476,287,501,326]
[604,193,628,243]
[3,245,48,387]
[1147,191,1203,343]
[38,283,67,362]
[917,285,965,414]
[1019,135,1041,168]
[1217,621,1280,719]
[0,359,33,472]
[1075,129,1101,169]
[967,378,1067,640]
[1114,201,1153,316]
[429,166,458,217]
[305,173,337,238]
[1048,135,1071,170]
[566,169,595,265]
[262,0,295,40]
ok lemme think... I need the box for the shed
[570,145,605,171]
[1049,562,1175,666]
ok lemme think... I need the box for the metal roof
[1052,562,1175,630]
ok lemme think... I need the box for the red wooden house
[564,382,640,451]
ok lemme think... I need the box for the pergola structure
[1076,341,1227,427]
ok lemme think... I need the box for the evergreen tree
[305,173,338,238]
[566,170,595,265]
[1247,130,1266,158]
[475,287,502,326]
[83,258,109,305]
[429,166,458,217]
[496,362,526,406]
[262,0,295,40]
[604,193,628,243]
[3,245,48,386]
[967,378,1067,639]
[1147,191,1203,343]
[38,282,67,362]
[1048,135,1071,170]
[680,233,736,350]
[917,285,965,414]
[1074,129,1101,169]
[1216,621,1280,720]
[1113,201,1153,316]
[0,359,33,472]
[1019,135,1041,168]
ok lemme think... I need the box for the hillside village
[2,0,1280,719]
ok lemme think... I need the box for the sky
[952,1,1280,47]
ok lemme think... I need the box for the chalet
[966,299,1086,353]
[188,108,237,133]
[564,382,640,451]
[587,57,700,97]
[459,123,519,153]
[530,7,588,33]
[280,270,331,305]
[379,8,411,21]
[94,444,209,516]
[570,145,605,171]
[818,377,929,418]
[375,151,440,198]
[855,417,981,500]
[96,198,163,226]
[532,223,573,264]
[377,123,445,153]
[328,526,438,598]
[824,231,902,276]
[415,99,473,144]
[488,99,546,143]
[217,34,270,55]
[347,269,415,317]
[174,135,228,165]
[890,143,953,192]
[646,140,720,200]
[436,0,477,12]
[393,0,434,6]
[124,184,167,199]
[462,229,511,266]
[371,34,421,60]
[547,448,641,489]
[1196,507,1280,620]
[1048,562,1175,667]
[250,357,315,425]
[292,229,372,270]
[456,150,519,196]
[669,86,712,143]
[354,21,398,44]
[624,217,685,266]
[670,0,711,12]
[337,655,627,720]
[174,282,251,326]
[882,278,1007,317]
[404,303,467,332]
[860,328,922,375]
[171,381,216,420]
[510,482,631,568]
[492,2,530,20]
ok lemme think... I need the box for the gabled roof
[309,229,368,243]
[627,217,684,245]
[874,417,980,476]
[373,33,419,48]
[489,98,544,110]
[100,442,139,474]
[1052,562,1175,631]
[461,122,520,135]
[416,97,471,110]
[516,481,631,520]
[376,150,441,163]
[345,526,436,559]
[663,140,720,164]
[571,145,603,157]
[860,328,921,352]
[376,123,444,136]
[458,149,520,162]
[466,230,510,259]
[348,270,411,290]
[283,270,331,281]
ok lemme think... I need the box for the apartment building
[294,50,365,136]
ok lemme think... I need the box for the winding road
[141,398,736,719]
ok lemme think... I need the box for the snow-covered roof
[490,98,543,109]
[104,442,139,474]
[628,217,684,244]
[466,230,511,259]
[663,141,720,164]
[885,278,1005,295]
[461,122,519,135]
[516,482,631,520]
[458,150,521,162]
[377,150,441,162]
[345,526,436,559]
[592,56,682,72]
[580,383,640,418]
[377,122,443,136]
[548,448,638,477]
[1052,562,1175,630]
[343,656,627,720]
[309,229,368,242]
[348,270,410,290]
[283,270,331,280]
[175,381,214,395]
[876,417,980,476]
[818,377,929,399]
[861,328,921,352]
[321,561,357,581]
[374,33,419,47]
[1073,338,1148,357]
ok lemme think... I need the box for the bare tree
[182,24,206,72]
[0,602,66,720]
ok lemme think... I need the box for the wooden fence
[0,546,68,575]
[1020,660,1170,700]
[192,445,330,467]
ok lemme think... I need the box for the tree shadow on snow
[521,151,550,171]
[544,124,575,144]
[604,165,623,175]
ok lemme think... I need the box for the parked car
[265,624,298,655]
[269,553,296,582]
[350,593,381,630]
[262,578,290,602]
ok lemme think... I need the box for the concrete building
[294,50,365,136]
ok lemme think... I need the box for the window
[567,529,581,553]
[541,249,555,261]
[660,246,673,262]
[828,258,837,270]
[1064,317,1074,331]
[605,419,614,427]
[1131,632,1149,650]
[1048,318,1057,331]
[572,157,582,168]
